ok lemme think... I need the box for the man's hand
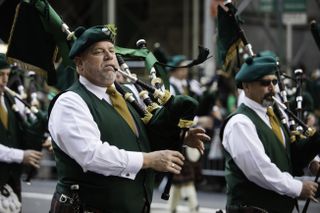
[42,136,53,152]
[299,181,319,202]
[184,127,211,154]
[23,150,43,169]
[142,150,185,174]
[309,160,320,176]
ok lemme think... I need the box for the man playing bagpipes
[48,24,210,213]
[0,53,49,213]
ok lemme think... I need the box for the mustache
[103,64,117,71]
[263,92,275,99]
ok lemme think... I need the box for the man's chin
[262,99,274,107]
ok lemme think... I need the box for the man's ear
[73,56,81,66]
[73,56,83,74]
[242,82,248,90]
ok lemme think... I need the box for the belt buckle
[59,194,73,204]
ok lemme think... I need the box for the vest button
[126,173,130,177]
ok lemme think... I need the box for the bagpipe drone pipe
[272,65,320,212]
[114,38,212,152]
[114,38,211,200]
[114,70,199,201]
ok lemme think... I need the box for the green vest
[51,81,155,212]
[0,95,22,187]
[222,104,295,213]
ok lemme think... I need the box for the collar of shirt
[79,76,112,103]
[243,96,270,126]
[169,76,187,94]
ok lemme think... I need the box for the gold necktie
[0,96,8,129]
[182,86,188,95]
[267,106,284,145]
[106,85,137,135]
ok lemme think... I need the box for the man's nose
[104,51,113,60]
[267,84,275,92]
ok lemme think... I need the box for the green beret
[69,24,117,59]
[235,55,277,87]
[0,53,10,70]
[167,55,186,72]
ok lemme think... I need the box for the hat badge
[102,27,111,36]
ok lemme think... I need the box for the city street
[21,179,320,213]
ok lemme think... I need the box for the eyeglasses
[257,79,278,87]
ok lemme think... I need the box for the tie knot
[267,106,275,117]
[106,85,117,96]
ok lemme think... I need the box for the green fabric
[147,95,198,151]
[32,0,73,68]
[51,80,154,212]
[235,55,277,84]
[69,25,116,59]
[6,0,73,85]
[216,4,243,73]
[223,104,295,213]
[115,46,169,89]
[0,53,10,70]
[55,64,77,91]
[226,95,236,114]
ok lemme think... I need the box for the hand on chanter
[143,150,185,174]
[23,150,43,169]
[184,127,211,155]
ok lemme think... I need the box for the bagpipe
[114,40,209,200]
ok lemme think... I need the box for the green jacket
[51,81,155,212]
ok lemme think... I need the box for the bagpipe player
[220,55,320,213]
[48,24,210,213]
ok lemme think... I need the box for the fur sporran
[0,184,21,213]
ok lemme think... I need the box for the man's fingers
[199,133,211,142]
[189,127,206,134]
[172,151,185,161]
[168,162,182,174]
[172,157,184,167]
[33,153,43,159]
[310,196,319,203]
[30,160,40,169]
[198,144,204,155]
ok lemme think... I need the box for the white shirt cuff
[291,179,303,198]
[119,151,143,180]
[9,148,24,163]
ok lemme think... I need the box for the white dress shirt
[169,77,187,95]
[48,76,143,180]
[0,144,24,163]
[222,96,302,198]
